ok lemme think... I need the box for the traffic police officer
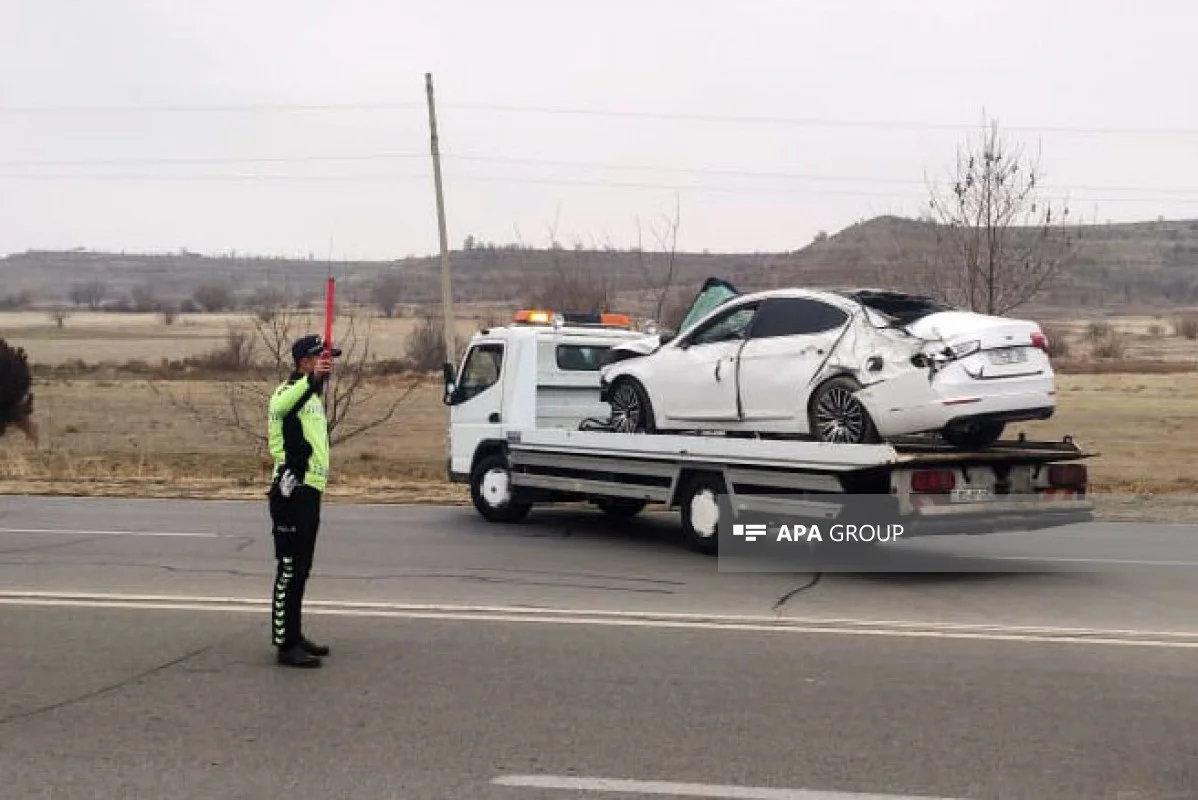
[267,334,340,668]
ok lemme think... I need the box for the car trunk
[904,310,1045,376]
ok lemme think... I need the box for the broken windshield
[675,277,739,334]
[840,290,954,325]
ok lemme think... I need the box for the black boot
[300,637,330,657]
[277,643,322,668]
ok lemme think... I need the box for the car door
[651,302,758,422]
[736,297,851,423]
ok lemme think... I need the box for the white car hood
[609,334,662,357]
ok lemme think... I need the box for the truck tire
[679,474,726,555]
[596,498,648,519]
[942,420,1005,449]
[470,453,532,523]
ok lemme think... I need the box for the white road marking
[986,555,1198,567]
[491,775,963,799]
[0,527,225,538]
[1,591,1197,648]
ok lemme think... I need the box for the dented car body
[599,278,1055,449]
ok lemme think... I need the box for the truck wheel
[679,474,726,555]
[470,454,532,523]
[942,420,1005,449]
[596,498,648,519]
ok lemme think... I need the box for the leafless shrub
[150,305,420,453]
[1040,324,1071,358]
[1085,320,1114,342]
[405,310,467,372]
[69,280,106,310]
[48,308,70,328]
[1091,332,1128,359]
[193,283,234,312]
[373,272,404,318]
[1173,314,1198,340]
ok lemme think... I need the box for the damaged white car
[598,278,1056,449]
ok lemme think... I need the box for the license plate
[987,347,1028,365]
[950,487,994,503]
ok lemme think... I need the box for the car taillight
[1031,332,1048,352]
[911,469,956,493]
[1048,464,1086,488]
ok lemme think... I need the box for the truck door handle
[714,361,722,382]
[489,413,500,423]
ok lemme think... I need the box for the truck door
[448,342,505,474]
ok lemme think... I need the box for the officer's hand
[314,355,333,377]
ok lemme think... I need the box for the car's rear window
[842,290,954,324]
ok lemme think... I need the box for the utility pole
[425,72,456,369]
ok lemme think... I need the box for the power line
[0,98,1196,137]
[1,169,1195,204]
[2,150,1197,195]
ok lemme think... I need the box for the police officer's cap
[291,334,342,362]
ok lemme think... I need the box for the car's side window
[457,343,503,402]
[686,305,758,346]
[749,298,849,339]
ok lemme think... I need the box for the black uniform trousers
[269,484,321,649]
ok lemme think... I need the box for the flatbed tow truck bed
[497,429,1095,552]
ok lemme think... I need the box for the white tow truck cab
[444,309,1095,555]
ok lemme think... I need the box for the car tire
[608,377,657,434]
[942,420,1005,450]
[808,376,880,445]
[679,474,726,555]
[470,453,532,523]
[596,498,648,519]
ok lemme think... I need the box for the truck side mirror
[442,362,458,405]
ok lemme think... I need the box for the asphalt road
[1,496,1197,799]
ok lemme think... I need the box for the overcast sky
[1,0,1196,260]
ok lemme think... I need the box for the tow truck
[443,308,1095,554]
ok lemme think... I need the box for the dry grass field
[2,309,1197,512]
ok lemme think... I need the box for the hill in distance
[2,215,1197,315]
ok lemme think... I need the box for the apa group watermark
[732,522,905,543]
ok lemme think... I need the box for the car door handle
[714,361,722,382]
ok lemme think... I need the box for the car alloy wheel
[812,380,875,444]
[609,380,650,433]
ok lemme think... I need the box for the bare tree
[924,116,1076,315]
[522,215,612,312]
[193,283,234,312]
[634,195,682,323]
[69,280,106,310]
[48,308,70,328]
[151,305,421,454]
[405,309,468,371]
[373,272,404,318]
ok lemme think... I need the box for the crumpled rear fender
[853,369,947,438]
